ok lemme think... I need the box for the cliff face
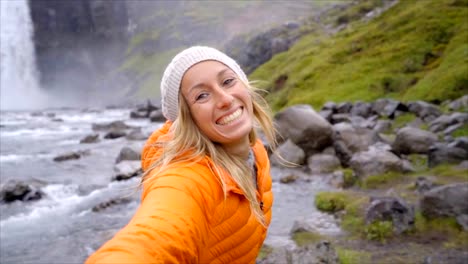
[29,0,129,100]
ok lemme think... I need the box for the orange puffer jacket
[86,121,273,264]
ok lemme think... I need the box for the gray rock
[307,154,341,174]
[271,139,306,167]
[330,113,350,124]
[392,127,438,154]
[290,220,315,234]
[349,115,377,129]
[456,214,468,231]
[372,98,408,118]
[292,241,339,264]
[428,142,468,167]
[333,123,381,153]
[257,241,339,264]
[336,102,353,114]
[274,105,333,156]
[53,150,90,162]
[130,110,149,119]
[448,95,468,111]
[408,101,442,122]
[420,182,468,219]
[92,120,131,131]
[350,101,373,118]
[373,119,393,133]
[318,109,333,122]
[415,177,435,194]
[113,161,142,181]
[429,112,468,133]
[149,110,165,122]
[366,196,415,234]
[350,146,403,178]
[321,102,337,112]
[126,129,148,141]
[79,133,100,144]
[104,130,127,139]
[115,146,141,163]
[333,139,353,168]
[0,181,44,203]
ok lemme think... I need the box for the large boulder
[420,183,468,228]
[333,123,381,153]
[392,127,438,155]
[350,143,403,178]
[274,105,333,155]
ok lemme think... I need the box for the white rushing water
[0,0,46,110]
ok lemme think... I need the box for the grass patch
[341,196,368,238]
[408,154,428,171]
[336,248,372,264]
[291,231,324,247]
[451,123,468,138]
[412,212,468,249]
[360,171,406,189]
[411,163,468,184]
[364,221,393,242]
[315,191,371,239]
[392,113,417,130]
[342,168,357,188]
[315,192,349,212]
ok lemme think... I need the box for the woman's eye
[195,93,208,101]
[223,78,235,86]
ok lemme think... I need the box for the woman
[86,46,277,263]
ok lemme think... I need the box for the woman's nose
[215,87,234,109]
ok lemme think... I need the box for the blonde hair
[142,82,277,225]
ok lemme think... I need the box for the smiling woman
[86,46,279,263]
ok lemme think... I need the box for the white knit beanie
[160,46,248,121]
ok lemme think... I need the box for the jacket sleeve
[85,172,211,264]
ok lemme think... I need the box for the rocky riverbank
[258,95,467,263]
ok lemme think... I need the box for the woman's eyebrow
[187,68,234,94]
[217,68,232,78]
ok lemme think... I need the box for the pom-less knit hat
[160,46,248,121]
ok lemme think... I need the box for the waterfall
[0,0,46,110]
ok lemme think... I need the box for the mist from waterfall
[1,0,47,110]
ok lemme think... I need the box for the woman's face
[180,60,254,148]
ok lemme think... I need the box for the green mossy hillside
[250,0,468,111]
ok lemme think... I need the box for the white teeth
[217,108,242,125]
